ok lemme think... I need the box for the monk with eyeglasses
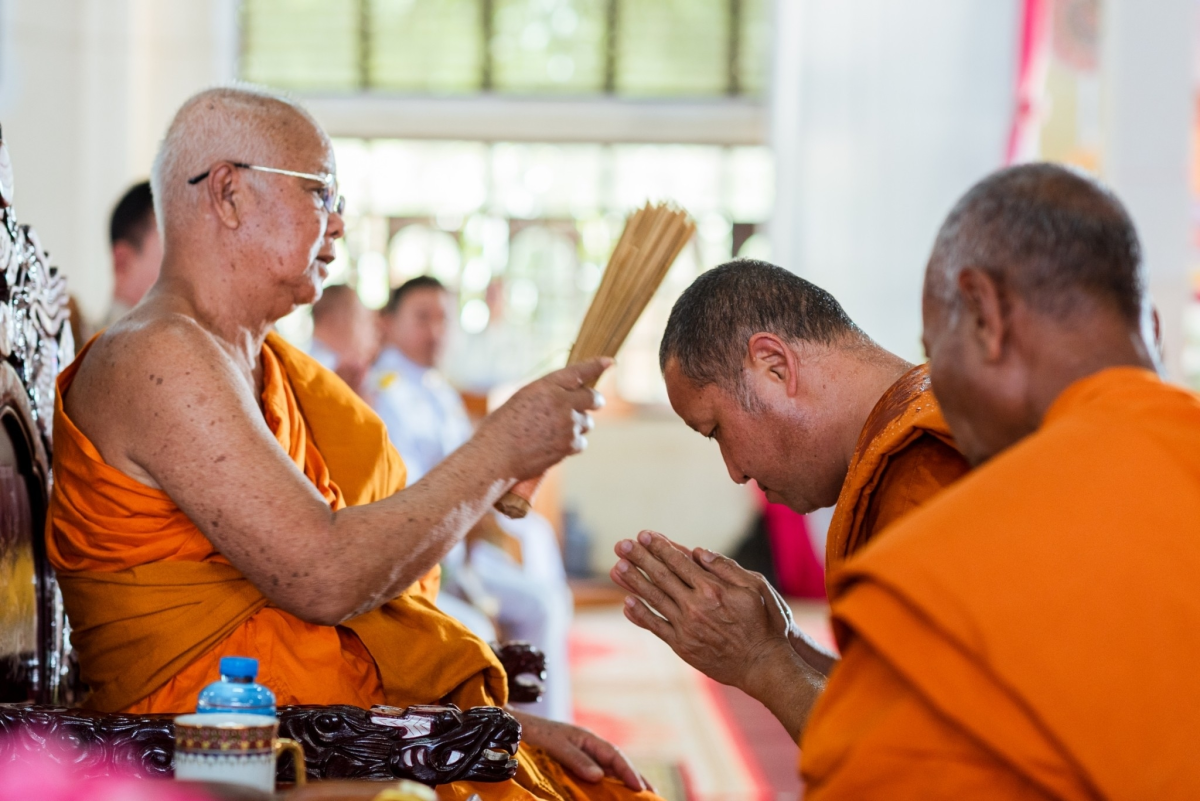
[47,86,657,801]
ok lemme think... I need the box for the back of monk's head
[926,162,1145,326]
[922,163,1154,466]
[660,258,865,393]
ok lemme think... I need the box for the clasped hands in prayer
[610,531,834,740]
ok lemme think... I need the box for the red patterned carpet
[569,603,833,801]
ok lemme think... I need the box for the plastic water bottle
[196,656,276,716]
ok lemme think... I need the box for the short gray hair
[927,163,1144,323]
[149,84,324,235]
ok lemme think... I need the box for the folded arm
[68,317,608,626]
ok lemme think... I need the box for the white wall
[1101,0,1195,380]
[560,414,758,573]
[0,0,236,323]
[770,0,1019,361]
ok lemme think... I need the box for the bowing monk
[801,163,1200,798]
[47,85,658,801]
[608,259,969,740]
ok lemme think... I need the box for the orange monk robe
[802,368,1200,799]
[48,332,659,801]
[824,363,969,587]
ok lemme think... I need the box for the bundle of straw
[495,201,696,519]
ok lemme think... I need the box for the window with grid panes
[240,0,769,97]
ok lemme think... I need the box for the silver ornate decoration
[0,128,71,445]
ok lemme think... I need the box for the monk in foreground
[802,163,1200,797]
[608,259,969,740]
[47,86,657,801]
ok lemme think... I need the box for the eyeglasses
[187,161,346,215]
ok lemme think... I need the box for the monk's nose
[721,452,748,485]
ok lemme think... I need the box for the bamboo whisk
[495,202,696,519]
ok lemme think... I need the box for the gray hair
[659,259,864,395]
[149,84,325,236]
[927,163,1145,324]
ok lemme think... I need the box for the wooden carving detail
[493,641,546,704]
[0,705,174,778]
[0,704,520,787]
[0,125,72,707]
[280,704,519,785]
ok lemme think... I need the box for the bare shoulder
[66,308,257,485]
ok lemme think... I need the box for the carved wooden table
[0,703,519,786]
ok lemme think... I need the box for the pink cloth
[754,486,826,599]
[1006,0,1051,164]
[0,741,213,801]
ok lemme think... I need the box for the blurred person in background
[67,181,164,351]
[371,276,575,722]
[308,283,379,396]
[103,180,162,328]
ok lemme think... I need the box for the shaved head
[927,163,1145,325]
[146,84,343,321]
[150,85,326,237]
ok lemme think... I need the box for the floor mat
[569,604,832,800]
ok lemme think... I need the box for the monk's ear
[746,333,799,393]
[957,267,1007,363]
[203,162,243,231]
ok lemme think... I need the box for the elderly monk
[608,259,969,741]
[801,164,1200,798]
[47,86,658,801]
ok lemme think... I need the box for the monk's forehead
[259,109,332,171]
[663,359,722,420]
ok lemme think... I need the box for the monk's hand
[509,710,650,792]
[692,546,838,677]
[610,530,792,693]
[477,358,613,480]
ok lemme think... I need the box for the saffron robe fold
[48,332,659,801]
[802,368,1200,799]
[824,363,968,585]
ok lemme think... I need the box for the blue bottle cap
[219,656,259,679]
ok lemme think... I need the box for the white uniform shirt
[368,346,473,482]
